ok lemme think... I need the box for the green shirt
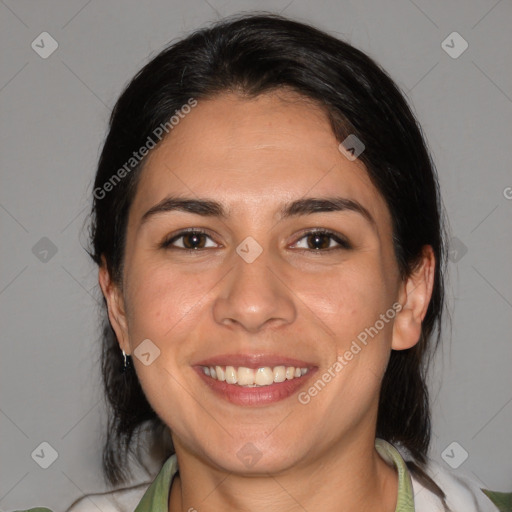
[14,439,510,512]
[130,439,418,511]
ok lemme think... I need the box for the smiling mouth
[201,365,309,387]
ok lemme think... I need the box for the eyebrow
[141,196,375,226]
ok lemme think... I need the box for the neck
[168,434,398,512]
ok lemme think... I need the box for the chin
[198,436,302,475]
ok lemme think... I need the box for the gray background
[1,0,511,509]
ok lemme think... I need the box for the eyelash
[160,228,352,253]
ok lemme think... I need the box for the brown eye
[292,230,351,251]
[162,230,217,250]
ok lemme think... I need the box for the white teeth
[237,367,255,386]
[202,365,309,386]
[215,365,225,381]
[254,367,274,386]
[273,366,286,383]
[225,366,237,384]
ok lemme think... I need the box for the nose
[212,248,296,333]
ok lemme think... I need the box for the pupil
[309,234,329,250]
[184,233,204,249]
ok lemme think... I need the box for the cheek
[300,258,395,341]
[298,255,397,408]
[124,258,211,337]
[304,264,396,406]
[122,262,208,426]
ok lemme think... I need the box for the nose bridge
[212,244,296,332]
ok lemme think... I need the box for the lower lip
[194,367,316,406]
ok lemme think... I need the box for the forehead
[130,91,390,225]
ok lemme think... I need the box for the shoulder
[64,481,151,512]
[409,458,510,512]
[10,484,150,512]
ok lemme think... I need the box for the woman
[17,13,510,512]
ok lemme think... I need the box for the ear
[98,256,130,355]
[392,245,435,350]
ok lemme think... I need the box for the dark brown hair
[87,12,447,500]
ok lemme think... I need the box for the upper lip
[194,353,316,369]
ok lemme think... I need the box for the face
[101,90,422,475]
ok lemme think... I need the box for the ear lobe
[98,257,130,354]
[392,246,435,351]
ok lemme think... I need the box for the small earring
[121,350,131,373]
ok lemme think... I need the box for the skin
[99,90,435,512]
